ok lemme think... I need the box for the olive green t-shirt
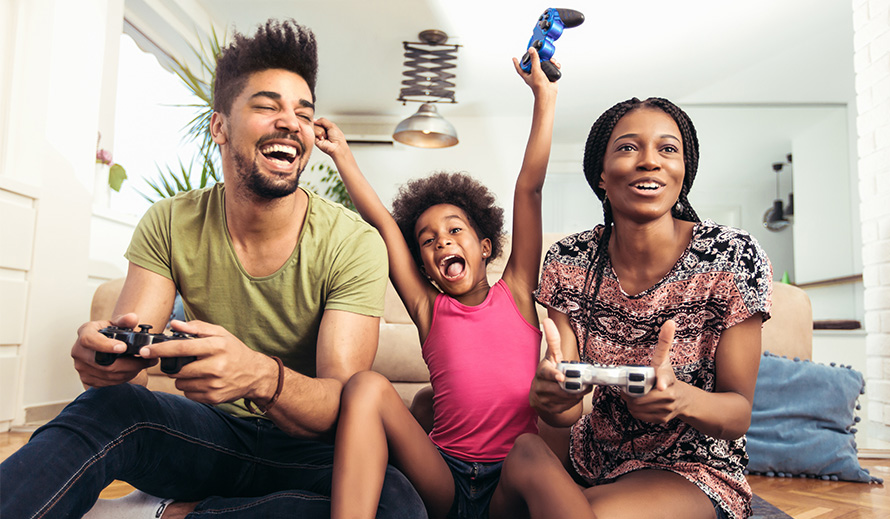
[125,183,387,417]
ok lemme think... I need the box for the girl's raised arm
[314,118,438,332]
[501,48,558,325]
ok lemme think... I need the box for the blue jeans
[439,450,503,519]
[0,384,426,519]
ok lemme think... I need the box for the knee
[341,370,396,410]
[509,433,551,461]
[43,384,159,435]
[409,385,434,434]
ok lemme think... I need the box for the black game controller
[96,324,197,374]
[520,8,584,82]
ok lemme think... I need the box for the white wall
[0,0,128,431]
[854,0,890,441]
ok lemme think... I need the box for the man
[0,19,425,519]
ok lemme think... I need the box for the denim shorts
[439,450,503,519]
[710,497,730,519]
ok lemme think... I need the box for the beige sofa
[89,234,812,403]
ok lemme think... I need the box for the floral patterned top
[534,220,772,519]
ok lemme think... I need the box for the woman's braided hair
[580,97,702,303]
[391,171,505,268]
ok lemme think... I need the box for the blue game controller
[520,8,585,82]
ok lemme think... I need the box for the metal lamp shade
[392,103,458,148]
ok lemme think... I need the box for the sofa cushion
[373,323,428,382]
[746,352,881,483]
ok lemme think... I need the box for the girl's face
[598,108,685,224]
[414,203,491,297]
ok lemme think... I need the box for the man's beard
[232,146,303,200]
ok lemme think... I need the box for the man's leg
[180,466,425,519]
[0,383,426,519]
[0,384,327,518]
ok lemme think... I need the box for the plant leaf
[108,164,128,192]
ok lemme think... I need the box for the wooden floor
[747,454,890,518]
[3,430,890,516]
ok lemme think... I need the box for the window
[108,33,206,216]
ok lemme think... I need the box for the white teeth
[439,255,457,266]
[634,182,661,189]
[260,143,297,160]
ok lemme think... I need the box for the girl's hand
[512,47,559,96]
[623,320,689,423]
[529,319,585,414]
[313,117,349,158]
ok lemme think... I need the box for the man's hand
[623,319,689,424]
[71,312,157,388]
[138,319,278,405]
[529,319,585,416]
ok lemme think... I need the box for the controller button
[629,373,645,382]
[628,385,644,394]
[565,382,581,390]
[565,369,582,377]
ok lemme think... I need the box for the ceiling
[180,0,855,143]
[125,0,855,148]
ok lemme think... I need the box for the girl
[490,97,772,519]
[314,48,557,519]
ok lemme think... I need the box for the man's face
[211,68,316,199]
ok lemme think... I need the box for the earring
[674,200,683,212]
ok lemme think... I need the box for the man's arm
[72,263,176,388]
[260,309,379,437]
[150,309,379,439]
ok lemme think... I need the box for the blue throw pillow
[746,352,881,483]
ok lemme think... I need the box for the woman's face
[598,108,685,224]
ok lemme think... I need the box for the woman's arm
[624,315,763,440]
[501,48,558,325]
[314,119,437,335]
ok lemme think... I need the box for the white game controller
[557,361,655,397]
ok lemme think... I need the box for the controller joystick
[96,324,197,374]
[557,361,655,397]
[520,8,585,82]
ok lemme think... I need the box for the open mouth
[260,143,299,168]
[439,255,466,280]
[632,181,663,191]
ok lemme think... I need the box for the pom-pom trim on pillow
[745,352,882,484]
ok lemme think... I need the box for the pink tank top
[424,279,541,462]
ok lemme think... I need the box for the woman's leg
[489,433,595,519]
[584,470,717,519]
[332,371,454,519]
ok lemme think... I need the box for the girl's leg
[332,371,454,519]
[489,434,595,519]
[409,384,434,434]
[584,470,717,519]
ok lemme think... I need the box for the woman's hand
[623,320,690,424]
[530,319,586,421]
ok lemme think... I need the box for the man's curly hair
[391,172,505,268]
[214,19,318,115]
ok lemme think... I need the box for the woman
[489,97,772,519]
